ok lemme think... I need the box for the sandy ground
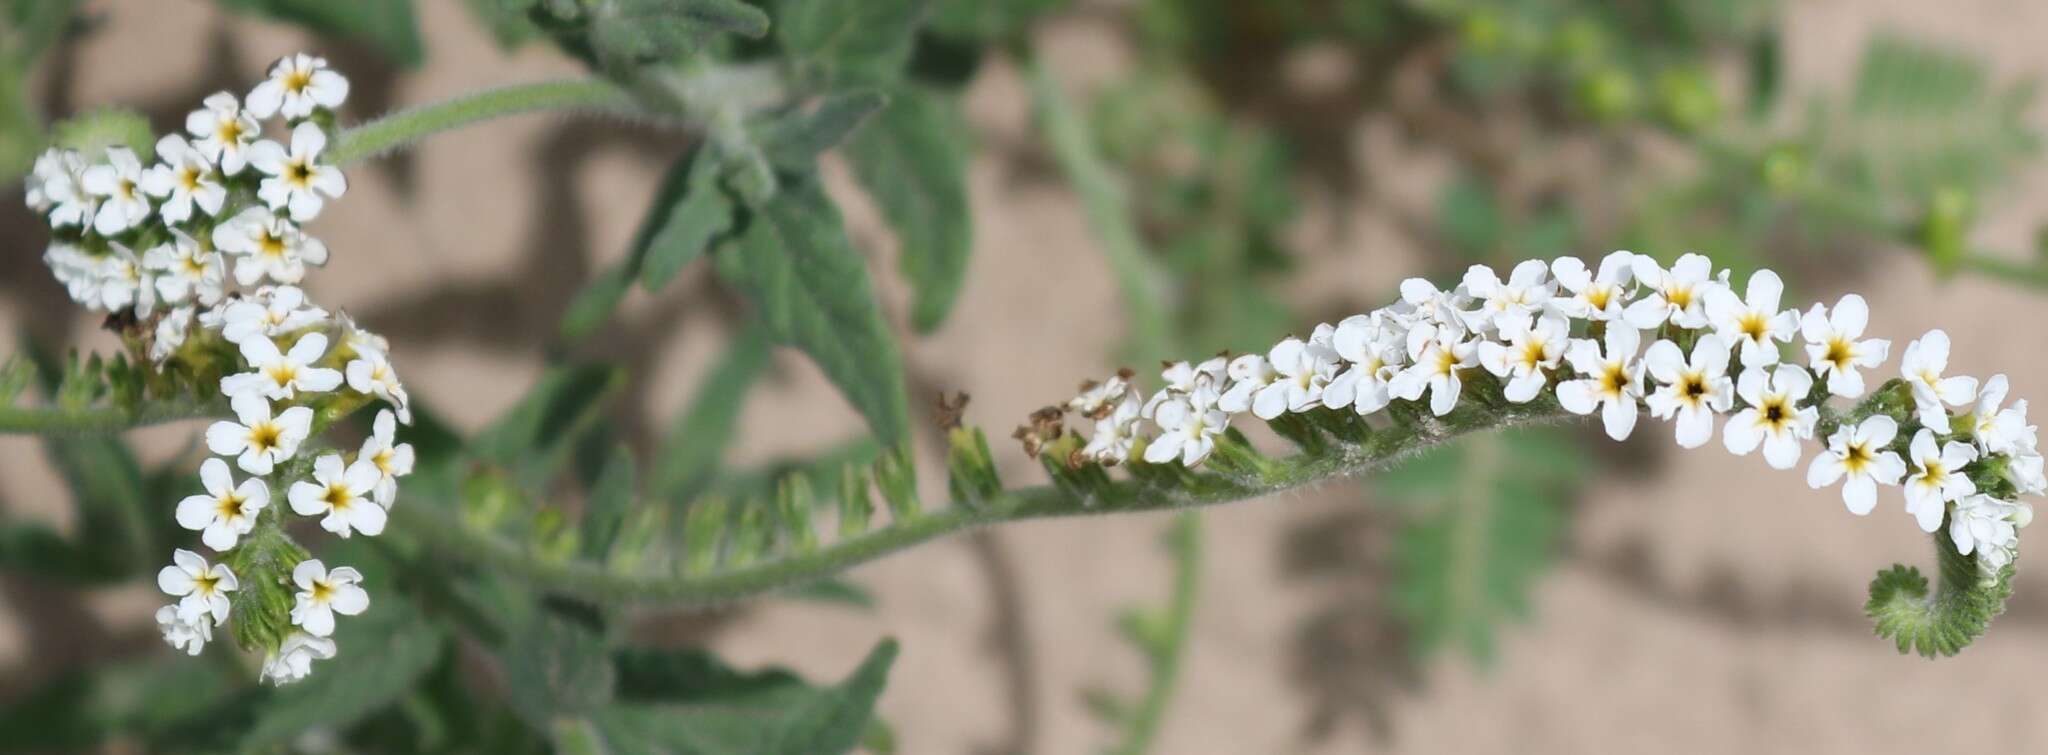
[6,1,2048,752]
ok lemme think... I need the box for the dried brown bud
[935,391,970,431]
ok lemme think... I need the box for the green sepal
[836,463,874,538]
[872,443,920,521]
[224,523,312,654]
[774,473,820,554]
[944,425,1001,509]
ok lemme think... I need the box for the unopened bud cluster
[25,54,415,684]
[1022,252,2042,579]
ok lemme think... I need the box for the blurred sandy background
[6,1,2048,752]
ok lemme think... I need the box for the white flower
[1247,337,1338,419]
[216,285,330,345]
[1949,495,2021,573]
[249,123,348,222]
[1067,372,1131,418]
[1806,415,1907,515]
[1460,259,1552,331]
[81,147,153,236]
[1142,357,1226,417]
[289,454,388,537]
[152,307,195,363]
[40,150,95,228]
[359,409,415,505]
[1722,365,1819,470]
[1080,392,1143,465]
[44,243,99,304]
[143,230,226,308]
[141,134,226,224]
[1549,251,1636,321]
[1800,294,1889,398]
[1643,335,1735,448]
[1396,277,1468,329]
[156,604,213,656]
[205,393,314,476]
[1556,325,1645,440]
[1217,353,1276,414]
[1388,323,1477,416]
[2007,446,2047,497]
[1703,268,1798,367]
[213,207,330,286]
[94,243,157,315]
[175,458,269,551]
[1322,313,1406,415]
[186,92,261,176]
[346,351,414,424]
[1623,253,1718,330]
[260,633,337,686]
[222,332,343,401]
[1901,330,1979,432]
[246,53,350,120]
[1143,394,1228,467]
[337,313,391,360]
[25,148,65,212]
[289,559,369,637]
[1904,428,1979,533]
[1962,374,2030,455]
[157,549,237,625]
[1477,313,1568,403]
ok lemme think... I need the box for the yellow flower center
[1843,443,1873,474]
[215,492,244,521]
[1664,284,1693,309]
[1759,397,1791,430]
[1584,285,1612,310]
[1739,312,1768,341]
[324,483,353,511]
[1599,363,1630,397]
[286,69,313,93]
[193,572,220,596]
[1825,338,1853,369]
[248,422,281,454]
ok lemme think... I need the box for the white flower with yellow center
[1549,251,1636,321]
[1396,277,1469,330]
[1477,312,1568,404]
[1900,330,1979,432]
[359,409,415,505]
[1961,374,2030,455]
[1723,365,1819,469]
[94,243,156,315]
[1389,322,1478,417]
[249,123,348,222]
[174,458,269,551]
[213,207,330,286]
[186,92,261,175]
[1703,268,1798,367]
[143,230,226,308]
[206,393,314,476]
[1080,393,1142,465]
[1217,353,1277,414]
[1067,371,1132,418]
[1144,390,1228,467]
[1643,334,1735,448]
[216,285,329,345]
[1904,428,1979,533]
[346,350,414,424]
[40,150,95,228]
[222,332,343,401]
[288,559,369,637]
[156,604,212,656]
[1798,294,1889,398]
[1248,337,1338,420]
[81,146,153,236]
[1142,357,1227,418]
[1557,325,1646,440]
[151,307,194,363]
[1805,415,1907,515]
[1623,253,1718,330]
[25,148,67,213]
[260,632,336,686]
[141,134,226,224]
[246,53,350,121]
[1460,259,1553,331]
[1949,494,2021,573]
[157,548,237,625]
[1322,312,1407,415]
[289,454,388,538]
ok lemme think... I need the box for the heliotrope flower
[1643,334,1735,448]
[205,393,314,476]
[1901,329,1980,433]
[246,53,349,121]
[216,284,329,345]
[174,458,269,551]
[221,332,343,401]
[81,146,153,236]
[1623,253,1718,330]
[1389,322,1478,417]
[1476,313,1568,404]
[158,549,237,625]
[1704,268,1798,367]
[249,123,348,222]
[359,409,416,505]
[1904,428,1980,533]
[1548,251,1636,321]
[288,559,369,637]
[288,453,388,537]
[213,206,330,286]
[142,134,226,225]
[260,632,336,685]
[1460,259,1553,331]
[1723,365,1819,470]
[1806,415,1907,515]
[1143,392,1227,467]
[1247,337,1338,420]
[156,604,213,656]
[1950,494,2022,573]
[1800,294,1889,398]
[1557,324,1645,440]
[186,92,261,175]
[1322,312,1406,415]
[143,230,226,308]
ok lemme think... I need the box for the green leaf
[1378,428,1581,662]
[239,600,449,750]
[1837,36,2037,200]
[565,638,899,754]
[928,0,1063,41]
[775,0,928,82]
[590,0,771,65]
[0,654,238,750]
[846,86,973,332]
[504,604,618,724]
[649,322,772,503]
[580,445,639,560]
[213,0,426,68]
[713,178,912,446]
[559,261,637,343]
[473,364,625,489]
[463,0,543,49]
[638,148,737,292]
[753,90,889,171]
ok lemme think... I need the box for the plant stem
[388,402,1578,608]
[1108,512,1201,755]
[330,79,641,165]
[0,398,225,435]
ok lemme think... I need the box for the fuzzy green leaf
[239,600,448,749]
[637,148,737,292]
[213,0,425,68]
[1840,36,2037,200]
[650,322,772,503]
[753,90,889,171]
[775,0,928,83]
[505,604,618,724]
[563,638,899,754]
[559,262,638,343]
[1867,527,2016,657]
[927,0,1063,41]
[580,445,639,560]
[846,86,974,332]
[473,364,625,490]
[713,178,912,446]
[1379,428,1582,662]
[0,654,238,750]
[591,0,772,65]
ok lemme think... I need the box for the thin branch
[0,398,225,436]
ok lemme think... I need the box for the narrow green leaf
[473,364,625,489]
[713,178,912,445]
[637,149,736,293]
[238,601,448,749]
[568,638,899,754]
[560,261,637,343]
[580,445,638,560]
[650,322,771,503]
[846,86,973,332]
[927,0,1063,41]
[213,0,426,68]
[591,0,771,65]
[753,90,889,171]
[775,0,927,82]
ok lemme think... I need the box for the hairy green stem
[0,398,225,435]
[330,79,640,165]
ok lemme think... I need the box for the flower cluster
[1026,252,2041,579]
[28,55,413,684]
